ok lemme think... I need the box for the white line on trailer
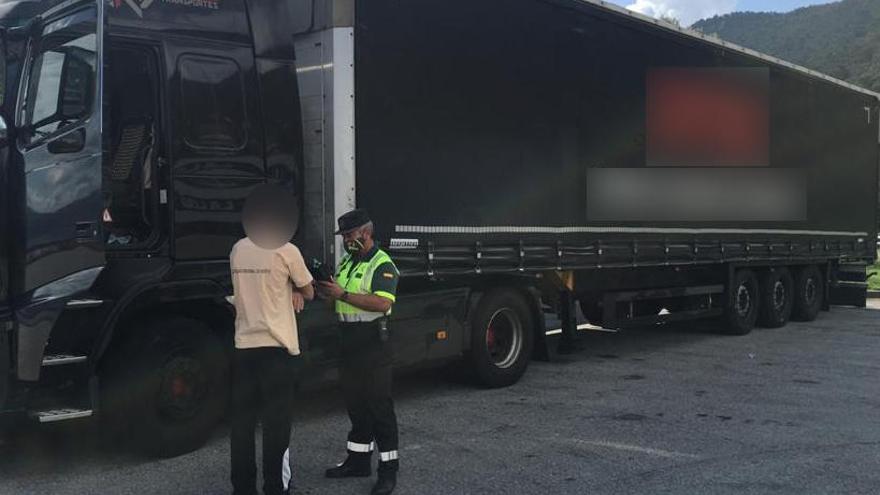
[396,225,869,238]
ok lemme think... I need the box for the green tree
[693,0,880,92]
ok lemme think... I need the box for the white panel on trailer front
[331,27,356,251]
[293,26,356,265]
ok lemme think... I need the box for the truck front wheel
[468,289,535,388]
[101,317,229,458]
[723,270,760,335]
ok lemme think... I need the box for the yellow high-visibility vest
[335,249,397,322]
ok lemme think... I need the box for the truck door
[16,1,104,294]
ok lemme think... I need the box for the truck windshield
[20,8,96,143]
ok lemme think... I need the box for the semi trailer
[0,0,877,457]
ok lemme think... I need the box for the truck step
[65,299,104,309]
[41,355,88,366]
[30,408,94,423]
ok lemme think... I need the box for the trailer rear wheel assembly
[792,265,824,322]
[758,268,794,328]
[468,289,534,388]
[101,317,229,457]
[724,270,760,335]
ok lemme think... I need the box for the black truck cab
[0,0,313,454]
[0,1,460,459]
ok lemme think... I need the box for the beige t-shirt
[230,238,313,355]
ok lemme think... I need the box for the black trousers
[231,347,299,495]
[340,322,400,472]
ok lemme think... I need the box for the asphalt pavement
[2,303,880,495]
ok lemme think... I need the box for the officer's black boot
[371,471,397,495]
[371,458,398,495]
[325,452,372,478]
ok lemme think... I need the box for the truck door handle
[48,129,86,155]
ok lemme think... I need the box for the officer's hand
[317,280,345,300]
[291,291,305,313]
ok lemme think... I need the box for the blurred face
[241,185,299,249]
[247,219,291,249]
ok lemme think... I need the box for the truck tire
[792,265,824,322]
[101,317,229,458]
[757,268,794,328]
[723,269,759,335]
[468,289,535,388]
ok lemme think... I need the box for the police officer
[317,209,400,495]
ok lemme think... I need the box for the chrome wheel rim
[736,284,752,317]
[486,308,523,369]
[772,280,786,312]
[805,277,818,306]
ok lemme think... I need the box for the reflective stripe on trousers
[347,441,375,453]
[282,448,291,490]
[380,450,399,462]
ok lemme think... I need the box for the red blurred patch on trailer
[647,68,769,167]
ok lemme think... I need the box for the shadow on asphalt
[0,317,735,478]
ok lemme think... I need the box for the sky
[609,0,838,26]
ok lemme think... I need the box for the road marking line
[573,440,700,460]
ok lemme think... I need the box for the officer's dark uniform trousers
[340,321,399,472]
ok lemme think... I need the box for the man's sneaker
[325,453,372,478]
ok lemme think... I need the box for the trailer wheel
[468,289,534,388]
[757,268,794,328]
[723,270,759,335]
[101,317,229,458]
[792,265,824,322]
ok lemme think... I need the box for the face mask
[345,238,365,255]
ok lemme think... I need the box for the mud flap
[829,263,868,308]
[524,286,550,362]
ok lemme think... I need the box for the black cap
[335,209,371,235]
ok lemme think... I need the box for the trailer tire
[792,265,824,322]
[101,317,229,458]
[757,268,794,328]
[468,289,534,388]
[723,270,759,335]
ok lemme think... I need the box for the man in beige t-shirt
[230,187,314,495]
[231,238,314,355]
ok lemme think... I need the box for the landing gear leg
[558,290,578,355]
